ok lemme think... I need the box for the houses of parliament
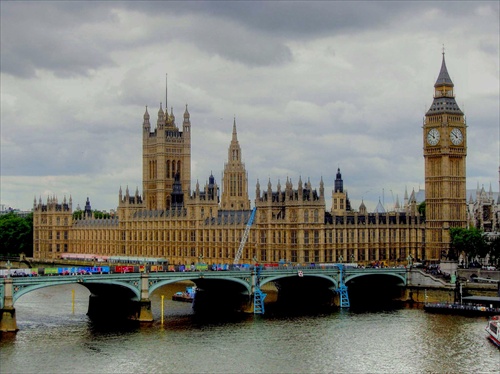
[33,54,487,265]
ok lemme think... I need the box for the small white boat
[485,315,500,348]
[172,286,196,302]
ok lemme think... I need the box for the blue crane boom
[233,207,257,265]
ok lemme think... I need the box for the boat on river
[424,302,500,316]
[486,315,500,348]
[424,296,500,316]
[486,316,500,348]
[172,286,196,302]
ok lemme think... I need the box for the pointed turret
[233,117,237,138]
[170,107,175,126]
[221,119,250,210]
[157,103,165,127]
[426,52,463,115]
[375,198,386,214]
[183,104,190,124]
[395,195,400,212]
[285,176,292,201]
[84,197,92,218]
[143,106,151,132]
[434,53,454,88]
[359,200,367,215]
[334,168,343,193]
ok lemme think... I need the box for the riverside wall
[403,268,499,303]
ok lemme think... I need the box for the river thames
[1,283,498,374]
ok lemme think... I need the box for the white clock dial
[450,128,463,145]
[427,128,440,146]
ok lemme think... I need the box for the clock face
[427,128,440,146]
[450,128,463,145]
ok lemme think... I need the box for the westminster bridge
[1,266,412,332]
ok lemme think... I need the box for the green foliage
[417,201,425,217]
[0,212,33,256]
[93,210,111,219]
[72,210,83,220]
[449,226,488,262]
[73,209,110,219]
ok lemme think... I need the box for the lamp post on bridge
[407,254,413,268]
[6,260,12,278]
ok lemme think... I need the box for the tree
[449,226,487,264]
[93,210,111,219]
[72,209,110,220]
[418,201,425,217]
[72,210,83,220]
[0,212,33,257]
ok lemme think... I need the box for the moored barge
[424,296,500,316]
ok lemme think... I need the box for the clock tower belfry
[423,52,467,261]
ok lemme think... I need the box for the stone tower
[331,168,351,215]
[142,89,191,210]
[32,195,72,259]
[423,52,467,261]
[220,119,250,210]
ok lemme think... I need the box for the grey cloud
[4,2,492,79]
[180,19,293,67]
[1,2,118,78]
[126,1,484,38]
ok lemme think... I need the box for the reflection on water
[1,283,498,374]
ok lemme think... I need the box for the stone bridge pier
[0,278,19,333]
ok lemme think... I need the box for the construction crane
[233,207,257,265]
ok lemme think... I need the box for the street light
[407,254,413,267]
[6,260,12,278]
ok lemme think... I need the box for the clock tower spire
[423,52,467,261]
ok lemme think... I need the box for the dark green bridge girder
[1,268,407,308]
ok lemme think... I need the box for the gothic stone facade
[34,55,469,265]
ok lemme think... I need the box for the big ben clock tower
[424,52,467,261]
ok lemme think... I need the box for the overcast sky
[1,1,499,213]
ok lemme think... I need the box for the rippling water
[1,284,498,374]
